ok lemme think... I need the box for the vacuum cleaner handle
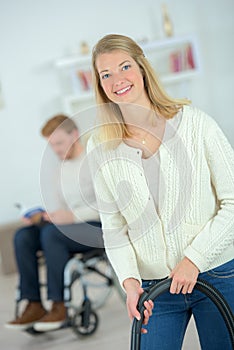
[130,277,234,350]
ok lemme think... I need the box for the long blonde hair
[92,34,190,142]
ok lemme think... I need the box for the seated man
[5,114,102,332]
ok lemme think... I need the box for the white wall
[0,0,233,224]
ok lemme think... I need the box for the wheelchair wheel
[72,309,99,336]
[70,255,114,310]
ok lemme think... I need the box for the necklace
[130,127,150,145]
[141,131,149,145]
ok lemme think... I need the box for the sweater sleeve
[184,116,234,271]
[87,136,142,287]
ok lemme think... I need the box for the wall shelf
[55,54,90,69]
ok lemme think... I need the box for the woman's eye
[122,64,131,71]
[101,73,110,80]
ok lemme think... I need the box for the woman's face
[95,50,148,106]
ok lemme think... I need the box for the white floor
[0,269,201,350]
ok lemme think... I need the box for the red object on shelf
[78,70,92,91]
[170,51,183,72]
[186,44,195,69]
[170,44,196,73]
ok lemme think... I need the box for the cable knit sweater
[87,105,234,286]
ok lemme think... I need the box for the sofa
[0,221,21,274]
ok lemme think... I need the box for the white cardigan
[87,105,234,286]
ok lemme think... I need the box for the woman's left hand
[169,257,199,294]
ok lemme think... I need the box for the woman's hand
[169,257,199,294]
[123,278,154,334]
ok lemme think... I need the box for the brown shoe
[33,302,67,332]
[5,302,47,330]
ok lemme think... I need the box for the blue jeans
[141,259,234,350]
[14,222,102,302]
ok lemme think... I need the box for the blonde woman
[87,34,234,349]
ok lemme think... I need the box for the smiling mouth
[115,86,131,95]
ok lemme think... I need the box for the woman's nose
[113,73,125,86]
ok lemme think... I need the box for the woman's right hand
[123,278,154,333]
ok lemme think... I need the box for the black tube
[130,277,234,350]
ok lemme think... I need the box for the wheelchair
[14,248,125,337]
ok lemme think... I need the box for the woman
[87,34,234,349]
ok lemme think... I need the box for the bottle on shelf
[161,3,173,37]
[80,41,89,55]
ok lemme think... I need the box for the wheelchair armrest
[81,248,105,263]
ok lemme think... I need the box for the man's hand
[43,210,74,225]
[123,278,154,334]
[21,217,34,226]
[21,212,44,226]
[169,257,199,294]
